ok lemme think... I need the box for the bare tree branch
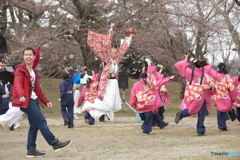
[234,0,240,6]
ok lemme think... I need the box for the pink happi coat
[77,74,100,111]
[231,76,240,108]
[160,85,172,106]
[130,65,172,113]
[155,72,173,107]
[87,30,131,100]
[204,65,235,112]
[174,57,214,115]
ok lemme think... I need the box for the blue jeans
[61,104,74,127]
[21,99,55,151]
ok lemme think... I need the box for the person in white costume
[83,24,134,121]
[0,62,24,129]
[0,102,24,129]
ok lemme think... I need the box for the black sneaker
[9,124,14,131]
[27,149,46,158]
[64,121,69,126]
[220,128,228,131]
[175,111,182,124]
[52,139,72,151]
[142,132,150,136]
[160,122,169,129]
[198,132,205,136]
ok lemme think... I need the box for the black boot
[175,110,182,124]
[27,149,46,157]
[9,124,14,131]
[52,139,72,151]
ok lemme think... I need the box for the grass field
[40,78,183,117]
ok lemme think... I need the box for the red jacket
[12,63,49,108]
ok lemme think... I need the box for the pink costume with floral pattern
[231,76,240,108]
[160,85,172,106]
[77,74,100,110]
[130,65,172,113]
[174,57,214,115]
[204,65,235,112]
[155,72,173,107]
[87,30,131,100]
[85,30,132,121]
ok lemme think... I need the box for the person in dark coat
[59,70,74,128]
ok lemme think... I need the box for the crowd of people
[0,23,240,158]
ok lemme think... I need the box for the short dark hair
[23,47,36,55]
[61,71,69,80]
[140,72,147,78]
[217,63,228,74]
[111,43,118,48]
[194,59,207,68]
[86,78,92,88]
[12,62,21,70]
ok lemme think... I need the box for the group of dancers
[174,54,240,136]
[1,23,240,140]
[70,23,240,136]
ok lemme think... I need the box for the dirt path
[0,115,240,160]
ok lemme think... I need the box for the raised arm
[91,71,100,82]
[204,64,221,80]
[116,28,134,63]
[108,23,115,35]
[33,47,40,68]
[87,25,114,61]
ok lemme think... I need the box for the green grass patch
[39,78,188,117]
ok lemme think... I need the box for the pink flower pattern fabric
[130,65,172,113]
[87,30,131,100]
[77,74,100,107]
[174,57,214,115]
[204,65,235,112]
[160,85,172,106]
[231,76,240,108]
